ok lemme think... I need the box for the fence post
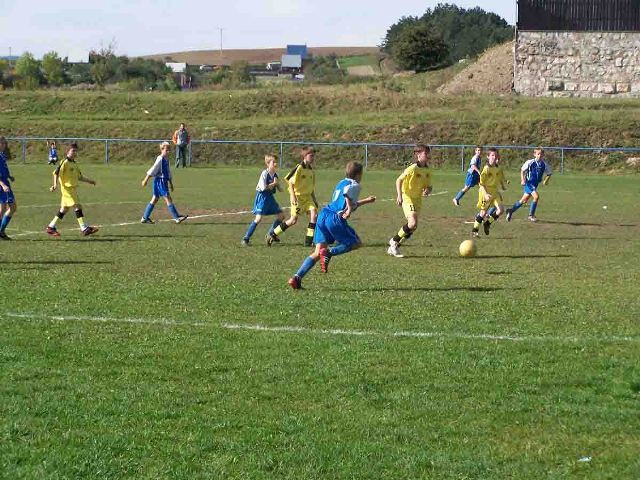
[21,140,26,164]
[364,144,369,168]
[188,143,192,167]
[460,146,465,171]
[104,140,109,164]
[560,148,564,174]
[279,142,284,168]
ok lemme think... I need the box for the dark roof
[286,45,308,58]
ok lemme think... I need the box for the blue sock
[530,201,538,216]
[511,201,522,213]
[0,214,12,232]
[143,203,154,220]
[269,219,281,234]
[454,190,465,201]
[295,256,316,279]
[487,207,496,217]
[244,221,258,241]
[329,243,352,256]
[167,203,180,219]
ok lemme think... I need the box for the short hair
[475,145,482,150]
[68,142,78,150]
[345,161,363,180]
[301,146,315,159]
[160,141,171,149]
[534,147,544,154]
[413,144,430,153]
[264,154,278,164]
[488,147,499,155]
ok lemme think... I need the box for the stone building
[514,0,640,97]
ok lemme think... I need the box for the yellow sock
[488,216,496,224]
[473,220,481,230]
[274,225,284,236]
[49,216,60,227]
[306,227,314,237]
[397,227,408,239]
[76,216,87,230]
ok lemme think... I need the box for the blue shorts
[464,171,480,188]
[0,183,15,204]
[153,178,169,197]
[313,208,360,248]
[253,192,282,216]
[524,183,538,195]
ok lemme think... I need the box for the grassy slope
[0,165,638,478]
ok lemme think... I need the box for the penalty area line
[4,312,207,327]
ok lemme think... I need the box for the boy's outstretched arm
[80,174,96,186]
[141,174,151,187]
[356,195,376,207]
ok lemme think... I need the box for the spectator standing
[172,123,190,168]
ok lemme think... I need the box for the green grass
[1,164,639,478]
[337,55,382,74]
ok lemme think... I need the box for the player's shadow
[479,254,572,259]
[334,286,525,293]
[1,260,113,265]
[538,220,604,227]
[26,238,145,243]
[537,236,616,240]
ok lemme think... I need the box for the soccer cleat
[304,237,313,247]
[319,248,331,273]
[241,239,249,247]
[140,217,155,224]
[82,226,99,236]
[452,198,460,206]
[175,215,188,224]
[288,276,302,290]
[0,232,12,240]
[471,230,479,238]
[265,232,275,246]
[46,226,61,237]
[506,208,513,222]
[528,215,538,223]
[483,221,491,236]
[387,239,404,258]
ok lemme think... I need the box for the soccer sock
[454,190,466,201]
[393,224,413,243]
[75,209,88,230]
[0,214,12,232]
[488,211,500,224]
[143,203,155,220]
[269,219,282,233]
[306,222,316,242]
[511,201,522,213]
[473,214,483,231]
[295,256,317,279]
[167,203,180,219]
[49,210,65,228]
[487,207,497,217]
[273,223,289,237]
[329,243,352,256]
[244,221,258,241]
[530,201,538,216]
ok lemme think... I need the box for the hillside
[438,42,513,96]
[144,47,380,65]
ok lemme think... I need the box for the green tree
[41,51,66,86]
[391,23,449,72]
[14,52,41,90]
[89,45,118,86]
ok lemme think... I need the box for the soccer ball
[459,239,477,258]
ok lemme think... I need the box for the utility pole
[8,46,11,67]
[218,28,223,65]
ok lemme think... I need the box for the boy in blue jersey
[47,141,59,165]
[140,141,188,224]
[0,137,17,240]
[241,154,285,246]
[506,148,552,223]
[453,146,482,206]
[288,161,376,289]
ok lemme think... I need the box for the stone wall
[514,31,640,97]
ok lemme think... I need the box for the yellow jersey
[479,164,501,192]
[285,163,315,196]
[56,158,82,189]
[400,163,432,199]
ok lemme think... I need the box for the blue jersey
[0,151,11,181]
[256,169,279,196]
[49,147,58,161]
[326,178,361,215]
[467,154,481,174]
[521,158,552,187]
[147,155,172,181]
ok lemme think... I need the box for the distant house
[280,54,302,73]
[165,62,190,88]
[286,45,309,59]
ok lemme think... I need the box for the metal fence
[6,136,640,173]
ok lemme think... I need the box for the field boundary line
[3,312,638,344]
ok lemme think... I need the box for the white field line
[10,210,253,238]
[3,312,638,344]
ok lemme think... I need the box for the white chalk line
[9,210,253,238]
[3,312,638,344]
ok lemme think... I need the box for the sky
[1,1,515,62]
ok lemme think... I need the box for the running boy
[267,146,319,247]
[471,147,506,237]
[288,161,376,289]
[47,140,59,165]
[140,141,188,224]
[387,144,433,258]
[46,142,99,237]
[0,137,17,240]
[453,146,482,206]
[506,147,552,223]
[242,154,285,246]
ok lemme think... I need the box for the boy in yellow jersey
[471,147,507,237]
[46,143,98,237]
[387,144,433,258]
[266,146,319,247]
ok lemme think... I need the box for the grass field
[1,163,639,478]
